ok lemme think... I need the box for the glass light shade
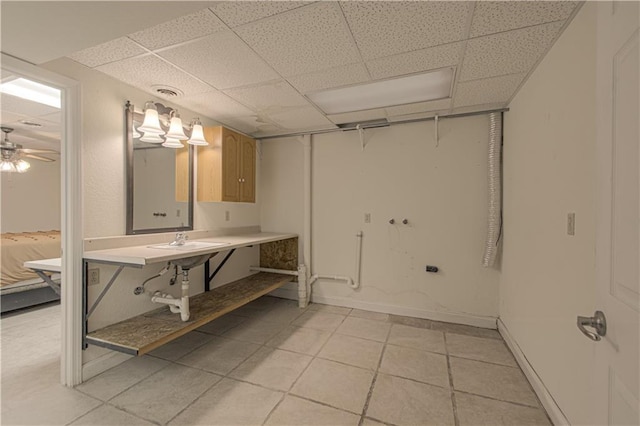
[187,123,208,146]
[0,161,17,172]
[15,159,30,173]
[137,107,164,134]
[165,116,188,140]
[162,138,184,148]
[139,132,164,143]
[132,128,142,139]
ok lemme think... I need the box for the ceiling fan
[0,126,58,173]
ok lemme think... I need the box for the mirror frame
[125,101,194,235]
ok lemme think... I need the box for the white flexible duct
[482,112,502,267]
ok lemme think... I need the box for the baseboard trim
[82,351,131,382]
[269,284,497,329]
[497,319,570,426]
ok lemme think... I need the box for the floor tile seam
[61,399,105,426]
[75,361,171,404]
[314,353,379,371]
[146,334,216,363]
[444,332,460,426]
[453,389,543,409]
[284,392,367,417]
[334,329,390,344]
[359,321,393,423]
[375,369,452,391]
[101,401,164,426]
[162,372,226,425]
[171,341,264,375]
[448,353,520,369]
[443,330,509,343]
[362,415,401,426]
[384,341,448,356]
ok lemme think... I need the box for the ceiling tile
[67,37,146,68]
[327,109,387,125]
[385,99,451,117]
[177,90,256,122]
[470,1,578,38]
[224,80,309,112]
[96,54,214,97]
[454,74,525,108]
[128,9,227,50]
[0,93,59,117]
[210,2,308,28]
[366,42,463,80]
[235,2,360,77]
[450,102,507,115]
[216,116,263,135]
[340,1,472,61]
[288,63,371,94]
[158,31,280,90]
[460,21,564,82]
[269,106,336,131]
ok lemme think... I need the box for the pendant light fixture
[132,101,210,148]
[162,138,184,148]
[137,101,164,134]
[187,119,208,146]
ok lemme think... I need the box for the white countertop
[24,257,62,273]
[83,232,297,266]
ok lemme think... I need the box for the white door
[589,2,640,425]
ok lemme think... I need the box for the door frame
[1,53,83,386]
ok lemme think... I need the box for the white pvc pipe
[302,134,312,306]
[150,272,191,321]
[353,231,363,289]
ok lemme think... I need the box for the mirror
[125,101,193,235]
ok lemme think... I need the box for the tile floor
[1,298,552,425]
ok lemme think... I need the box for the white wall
[261,115,499,326]
[500,4,596,424]
[1,159,60,232]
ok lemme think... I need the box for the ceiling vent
[151,85,183,98]
[18,120,43,127]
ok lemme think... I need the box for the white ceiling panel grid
[460,21,565,82]
[158,31,280,90]
[68,37,146,68]
[96,54,215,97]
[366,42,464,80]
[454,73,526,108]
[42,1,582,137]
[385,99,452,118]
[128,9,227,51]
[470,1,579,38]
[340,1,473,61]
[288,63,372,94]
[224,81,311,112]
[327,108,387,125]
[209,2,309,28]
[234,2,361,77]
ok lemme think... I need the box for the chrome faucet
[169,232,188,246]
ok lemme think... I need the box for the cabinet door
[175,144,190,202]
[239,136,256,203]
[221,129,241,202]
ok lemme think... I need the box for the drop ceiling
[25,1,584,138]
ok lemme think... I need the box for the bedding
[0,231,61,287]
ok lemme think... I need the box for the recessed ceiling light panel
[307,68,453,115]
[0,78,61,108]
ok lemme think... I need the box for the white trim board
[270,284,497,329]
[498,318,570,426]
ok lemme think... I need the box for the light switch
[567,213,575,236]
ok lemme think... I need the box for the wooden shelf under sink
[85,272,293,356]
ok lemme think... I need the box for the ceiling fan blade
[21,148,59,155]
[24,153,56,162]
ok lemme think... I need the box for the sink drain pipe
[150,268,191,322]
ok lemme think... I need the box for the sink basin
[170,253,217,269]
[148,241,229,251]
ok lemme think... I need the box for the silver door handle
[577,310,607,341]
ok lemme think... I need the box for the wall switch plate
[88,268,100,286]
[364,213,371,223]
[225,211,230,221]
[567,212,576,236]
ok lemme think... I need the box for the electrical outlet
[225,210,230,221]
[88,268,100,286]
[567,213,576,236]
[364,213,371,223]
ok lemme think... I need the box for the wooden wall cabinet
[197,126,256,203]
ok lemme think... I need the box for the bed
[1,231,62,312]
